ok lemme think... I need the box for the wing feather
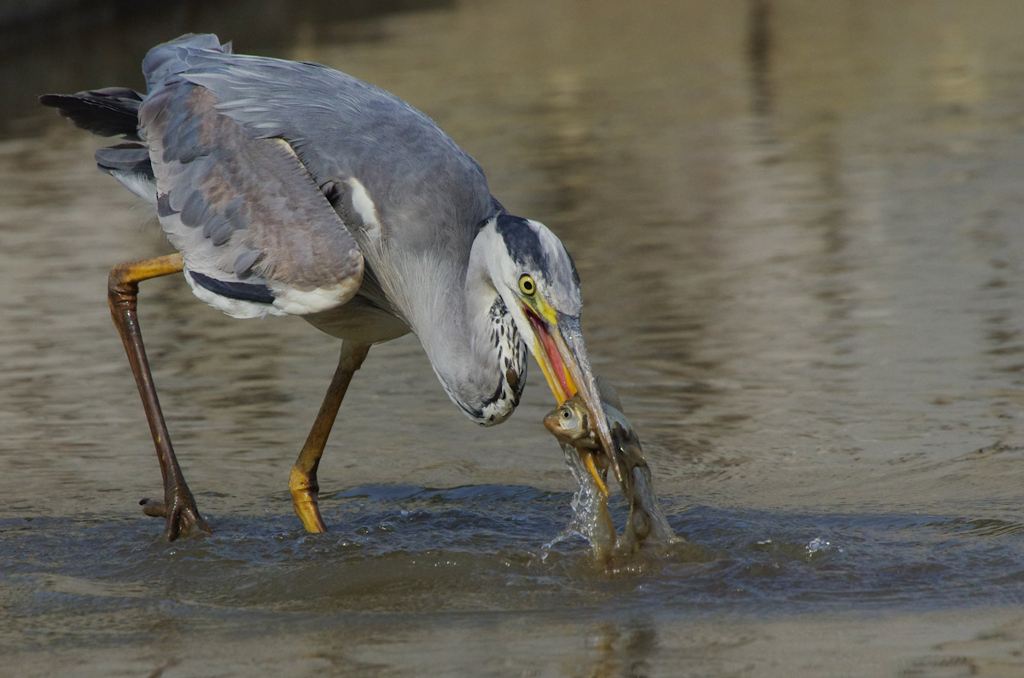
[141,80,364,317]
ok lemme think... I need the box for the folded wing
[141,80,364,317]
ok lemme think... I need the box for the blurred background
[4,1,1024,676]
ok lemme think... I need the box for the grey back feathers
[166,39,494,263]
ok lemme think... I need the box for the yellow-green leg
[289,341,370,532]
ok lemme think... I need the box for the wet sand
[3,1,1024,675]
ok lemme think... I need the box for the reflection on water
[5,0,1024,675]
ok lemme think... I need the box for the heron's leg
[290,341,371,532]
[108,253,211,541]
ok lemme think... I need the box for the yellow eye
[518,274,536,296]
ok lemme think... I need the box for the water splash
[544,444,618,562]
[553,443,681,565]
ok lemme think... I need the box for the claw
[140,491,210,540]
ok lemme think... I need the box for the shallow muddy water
[4,1,1024,676]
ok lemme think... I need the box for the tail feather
[39,87,143,140]
[94,142,152,176]
[93,142,156,203]
[39,34,228,205]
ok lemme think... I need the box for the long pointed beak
[526,309,624,494]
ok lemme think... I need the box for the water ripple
[3,484,1024,636]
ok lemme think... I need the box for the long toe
[139,498,168,518]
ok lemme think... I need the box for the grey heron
[41,33,623,541]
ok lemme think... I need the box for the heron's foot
[289,466,328,533]
[139,490,211,541]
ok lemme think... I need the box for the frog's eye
[518,274,536,296]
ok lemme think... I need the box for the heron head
[477,214,622,496]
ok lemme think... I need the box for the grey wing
[140,77,364,318]
[148,38,495,264]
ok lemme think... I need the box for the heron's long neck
[401,237,526,426]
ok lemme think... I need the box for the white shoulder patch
[347,177,382,241]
